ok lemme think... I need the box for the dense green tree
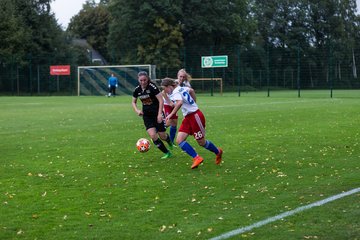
[180,0,253,46]
[68,0,111,60]
[108,0,183,66]
[137,16,183,68]
[253,0,310,48]
[0,0,70,64]
[0,0,77,94]
[305,0,360,86]
[107,0,253,68]
[14,0,61,61]
[0,0,29,63]
[251,0,360,87]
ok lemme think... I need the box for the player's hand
[108,85,110,88]
[136,109,143,116]
[166,113,173,121]
[157,114,163,123]
[116,84,118,88]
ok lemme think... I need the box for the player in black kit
[132,71,173,159]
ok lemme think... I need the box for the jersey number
[182,91,194,104]
[194,131,203,140]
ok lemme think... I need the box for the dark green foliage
[180,0,252,46]
[108,0,183,67]
[0,0,29,63]
[67,0,111,60]
[0,0,72,65]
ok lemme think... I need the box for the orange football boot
[191,155,204,169]
[215,148,223,165]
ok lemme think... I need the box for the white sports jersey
[170,86,198,116]
[178,79,191,88]
[182,80,191,87]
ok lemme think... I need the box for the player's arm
[155,93,164,123]
[167,99,182,121]
[162,90,174,107]
[132,97,143,116]
[189,88,196,102]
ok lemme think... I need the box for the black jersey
[132,81,161,114]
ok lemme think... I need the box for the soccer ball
[136,138,151,153]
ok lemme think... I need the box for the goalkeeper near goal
[107,73,119,97]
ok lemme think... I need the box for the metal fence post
[237,45,241,97]
[297,42,301,98]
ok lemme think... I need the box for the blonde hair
[177,69,192,82]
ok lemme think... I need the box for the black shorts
[143,112,166,132]
[109,85,116,92]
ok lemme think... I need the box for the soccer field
[0,91,359,239]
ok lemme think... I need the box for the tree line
[1,0,359,83]
[71,0,360,66]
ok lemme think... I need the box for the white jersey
[170,86,198,116]
[179,80,191,88]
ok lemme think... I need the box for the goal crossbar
[191,78,223,95]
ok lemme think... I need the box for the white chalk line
[206,98,338,109]
[210,187,360,240]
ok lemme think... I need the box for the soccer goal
[77,64,156,96]
[190,78,223,95]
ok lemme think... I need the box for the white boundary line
[210,187,360,240]
[206,98,338,108]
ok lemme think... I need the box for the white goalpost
[77,64,156,96]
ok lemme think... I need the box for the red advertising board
[50,65,71,75]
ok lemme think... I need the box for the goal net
[77,64,156,96]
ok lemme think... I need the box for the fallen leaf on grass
[159,225,166,232]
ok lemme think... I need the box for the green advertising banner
[201,55,228,68]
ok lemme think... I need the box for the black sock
[164,134,172,145]
[153,138,169,154]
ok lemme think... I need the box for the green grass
[0,91,359,239]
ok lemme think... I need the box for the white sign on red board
[50,65,71,75]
